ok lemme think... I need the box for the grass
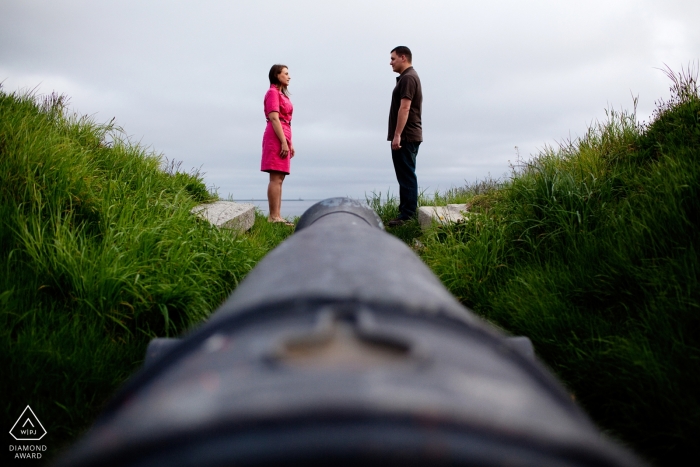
[4,64,698,466]
[372,66,700,464]
[0,88,294,463]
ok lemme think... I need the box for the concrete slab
[417,204,469,230]
[191,201,256,232]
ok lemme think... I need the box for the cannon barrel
[56,198,642,467]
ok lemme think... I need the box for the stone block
[191,201,256,232]
[417,204,469,230]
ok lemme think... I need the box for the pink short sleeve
[264,88,280,117]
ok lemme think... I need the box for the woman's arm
[267,111,290,158]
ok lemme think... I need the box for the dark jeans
[391,141,421,220]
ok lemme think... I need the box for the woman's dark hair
[269,64,290,97]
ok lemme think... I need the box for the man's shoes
[387,218,407,227]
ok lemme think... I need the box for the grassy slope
[3,68,698,465]
[374,70,699,463]
[0,90,293,462]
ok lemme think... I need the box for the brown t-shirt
[387,66,423,142]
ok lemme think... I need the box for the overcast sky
[1,0,698,201]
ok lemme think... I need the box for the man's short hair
[391,46,412,63]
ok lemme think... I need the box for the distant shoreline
[234,199,322,202]
[234,199,327,217]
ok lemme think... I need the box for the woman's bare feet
[267,217,294,226]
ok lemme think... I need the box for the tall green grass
[371,67,699,463]
[4,65,698,465]
[0,89,293,462]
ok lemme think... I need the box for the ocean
[234,199,324,218]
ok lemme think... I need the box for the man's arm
[392,98,411,150]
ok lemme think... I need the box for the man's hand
[391,134,402,150]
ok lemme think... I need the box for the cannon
[56,198,643,467]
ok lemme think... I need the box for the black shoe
[387,218,406,227]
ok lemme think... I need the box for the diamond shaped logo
[9,406,47,441]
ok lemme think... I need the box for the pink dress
[261,85,293,174]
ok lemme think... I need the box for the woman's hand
[280,140,290,158]
[289,141,295,158]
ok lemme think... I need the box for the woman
[261,64,295,225]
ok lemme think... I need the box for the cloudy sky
[1,0,698,201]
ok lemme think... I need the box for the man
[387,45,423,227]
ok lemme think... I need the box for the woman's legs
[267,171,286,221]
